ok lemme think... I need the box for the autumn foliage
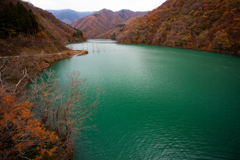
[117,0,240,55]
[96,16,143,39]
[71,9,148,38]
[0,89,58,160]
[0,67,99,160]
[0,0,87,56]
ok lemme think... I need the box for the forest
[0,1,38,38]
[0,0,86,56]
[117,0,240,55]
[0,1,89,159]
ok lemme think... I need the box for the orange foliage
[36,31,47,39]
[0,90,58,159]
[117,0,240,55]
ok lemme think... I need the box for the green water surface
[48,39,240,159]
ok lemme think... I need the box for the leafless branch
[28,70,101,149]
[14,67,27,93]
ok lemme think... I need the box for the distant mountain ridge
[71,9,149,38]
[47,9,96,24]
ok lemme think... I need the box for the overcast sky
[25,0,166,12]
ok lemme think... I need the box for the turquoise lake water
[48,39,240,159]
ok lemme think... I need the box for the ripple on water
[53,39,240,160]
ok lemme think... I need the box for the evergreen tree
[0,1,38,38]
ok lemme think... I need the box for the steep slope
[117,0,240,55]
[0,0,87,56]
[71,9,149,38]
[47,9,95,24]
[96,16,142,39]
[71,9,123,38]
[0,2,88,159]
[116,9,149,20]
[0,0,89,98]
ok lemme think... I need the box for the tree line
[0,1,38,38]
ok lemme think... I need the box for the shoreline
[116,41,240,57]
[0,49,88,94]
[34,49,88,160]
[30,49,88,85]
[27,49,88,79]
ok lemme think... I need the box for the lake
[48,39,240,159]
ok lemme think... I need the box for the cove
[48,39,240,159]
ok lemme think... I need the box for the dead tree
[29,70,100,149]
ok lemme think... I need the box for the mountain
[62,19,72,24]
[71,9,149,38]
[96,16,142,39]
[0,0,87,56]
[116,9,149,21]
[117,0,240,55]
[47,9,95,24]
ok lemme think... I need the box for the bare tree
[0,59,29,94]
[0,62,60,160]
[29,70,100,149]
[0,58,100,157]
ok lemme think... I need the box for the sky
[24,0,166,12]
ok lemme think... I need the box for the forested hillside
[71,9,148,38]
[0,1,88,159]
[117,0,240,55]
[96,16,142,39]
[0,0,87,56]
